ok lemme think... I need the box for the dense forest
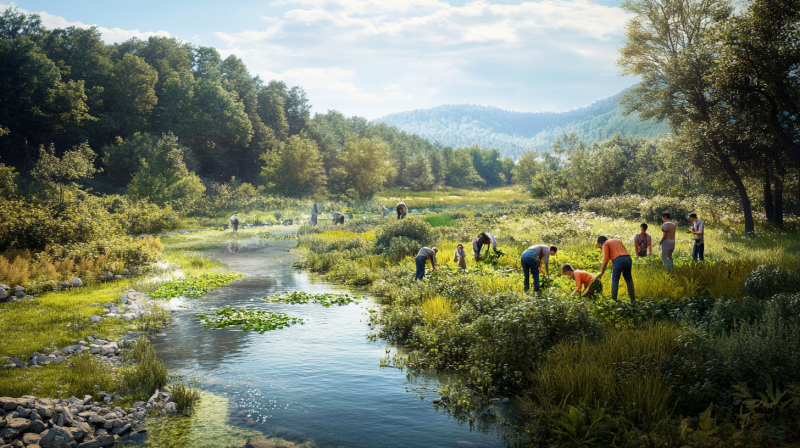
[376,93,669,159]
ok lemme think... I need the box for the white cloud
[1,3,171,43]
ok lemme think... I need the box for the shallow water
[146,235,505,448]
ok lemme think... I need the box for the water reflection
[148,236,504,447]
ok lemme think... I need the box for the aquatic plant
[420,295,452,324]
[263,291,360,307]
[197,306,303,333]
[150,272,244,299]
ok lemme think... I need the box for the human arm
[429,256,439,273]
[598,245,610,278]
[647,235,652,256]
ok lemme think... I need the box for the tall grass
[420,296,453,324]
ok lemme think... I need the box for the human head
[432,247,438,253]
[688,212,698,222]
[640,223,648,232]
[550,245,558,256]
[661,211,671,221]
[477,232,488,243]
[597,236,608,248]
[457,243,463,250]
[562,263,575,275]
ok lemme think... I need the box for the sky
[4,0,636,119]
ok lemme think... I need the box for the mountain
[374,92,669,159]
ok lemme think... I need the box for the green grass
[423,214,456,227]
[378,186,532,209]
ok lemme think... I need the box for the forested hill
[376,93,669,159]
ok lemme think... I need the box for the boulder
[67,422,92,442]
[71,278,83,287]
[164,402,177,414]
[6,417,32,432]
[76,435,115,448]
[14,285,25,297]
[39,427,77,448]
[111,424,130,436]
[30,420,47,433]
[0,288,6,300]
[23,433,43,445]
[89,316,102,323]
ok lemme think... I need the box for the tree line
[0,7,516,202]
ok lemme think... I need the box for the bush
[374,218,436,254]
[385,236,421,257]
[742,265,800,298]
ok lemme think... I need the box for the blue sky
[4,0,635,119]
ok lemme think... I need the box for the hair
[562,263,575,273]
[477,232,486,240]
[597,236,608,245]
[456,243,463,248]
[662,211,671,219]
[550,245,558,254]
[432,247,438,252]
[640,223,648,230]
[688,212,698,218]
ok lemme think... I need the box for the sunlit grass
[378,186,532,209]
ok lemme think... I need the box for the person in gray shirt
[687,212,705,262]
[415,247,439,280]
[520,244,557,292]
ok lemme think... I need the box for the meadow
[292,198,800,447]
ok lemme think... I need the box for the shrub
[423,214,456,227]
[385,236,421,258]
[374,218,436,254]
[119,337,168,395]
[742,265,800,298]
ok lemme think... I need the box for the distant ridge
[374,92,669,159]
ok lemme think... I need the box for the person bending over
[396,203,408,220]
[472,232,497,261]
[520,244,557,292]
[332,212,345,225]
[415,246,439,280]
[561,263,599,297]
[596,236,635,302]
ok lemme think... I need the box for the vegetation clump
[263,291,359,307]
[150,272,244,299]
[197,307,303,333]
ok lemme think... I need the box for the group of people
[414,211,706,303]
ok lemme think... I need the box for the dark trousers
[611,255,635,302]
[520,249,540,292]
[311,213,318,225]
[414,255,427,280]
[692,243,705,262]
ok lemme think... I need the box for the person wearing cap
[520,244,557,292]
[472,232,498,261]
[596,236,635,302]
[687,212,704,262]
[396,203,408,220]
[561,263,600,297]
[415,246,439,280]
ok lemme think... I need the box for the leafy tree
[336,137,395,199]
[169,172,205,200]
[262,80,310,136]
[101,132,160,186]
[511,151,541,190]
[32,143,100,205]
[0,6,42,40]
[104,54,158,138]
[258,89,290,141]
[127,133,190,204]
[405,153,435,190]
[260,134,326,198]
[447,148,485,188]
[468,145,505,187]
[0,156,16,197]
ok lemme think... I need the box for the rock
[23,433,43,445]
[87,414,105,425]
[499,398,510,403]
[61,345,82,355]
[0,289,6,300]
[6,417,31,432]
[66,422,91,442]
[39,427,77,448]
[89,316,102,323]
[76,434,115,448]
[14,286,25,297]
[1,427,21,440]
[111,424,130,436]
[11,357,26,369]
[30,420,47,433]
[16,405,29,418]
[102,303,113,309]
[59,281,68,290]
[71,278,83,287]
[121,314,135,322]
[133,412,145,421]
[110,419,123,429]
[31,353,60,366]
[164,402,177,414]
[132,401,145,409]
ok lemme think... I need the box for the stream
[140,233,506,447]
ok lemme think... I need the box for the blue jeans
[414,255,427,280]
[661,240,675,272]
[521,249,540,292]
[692,243,705,262]
[611,255,635,302]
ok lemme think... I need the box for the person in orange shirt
[561,263,597,297]
[596,236,636,302]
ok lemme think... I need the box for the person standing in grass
[311,201,318,226]
[396,203,408,220]
[596,236,635,302]
[659,211,677,272]
[561,263,600,297]
[229,214,240,233]
[687,212,705,262]
[415,246,439,280]
[453,244,467,269]
[633,223,652,257]
[473,232,498,261]
[520,244,557,292]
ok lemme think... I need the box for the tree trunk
[710,139,754,234]
[764,173,775,223]
[774,171,785,226]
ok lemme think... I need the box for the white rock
[72,277,83,286]
[164,402,177,413]
[90,315,103,323]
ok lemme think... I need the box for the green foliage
[422,214,456,227]
[32,142,100,204]
[170,380,201,413]
[150,272,244,299]
[0,160,16,196]
[337,137,396,199]
[260,134,327,198]
[197,306,303,333]
[374,218,435,254]
[126,133,194,205]
[119,337,168,396]
[385,236,422,258]
[263,291,360,307]
[742,265,800,299]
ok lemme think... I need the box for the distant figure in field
[687,212,705,262]
[597,236,635,302]
[332,212,345,225]
[633,223,652,257]
[381,205,389,219]
[561,263,600,297]
[396,203,408,220]
[472,232,498,261]
[415,246,439,280]
[229,214,240,233]
[311,201,318,226]
[453,244,467,269]
[659,211,677,271]
[520,244,557,292]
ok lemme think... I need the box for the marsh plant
[197,306,304,333]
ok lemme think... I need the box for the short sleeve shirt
[529,245,551,267]
[692,219,704,244]
[417,247,437,265]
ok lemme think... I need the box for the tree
[127,133,190,204]
[101,132,160,186]
[447,148,485,188]
[511,151,541,190]
[336,137,395,199]
[616,0,756,233]
[103,54,158,138]
[0,156,16,197]
[260,134,326,198]
[405,154,435,190]
[32,143,100,205]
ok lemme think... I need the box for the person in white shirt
[472,232,497,261]
[687,212,705,262]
